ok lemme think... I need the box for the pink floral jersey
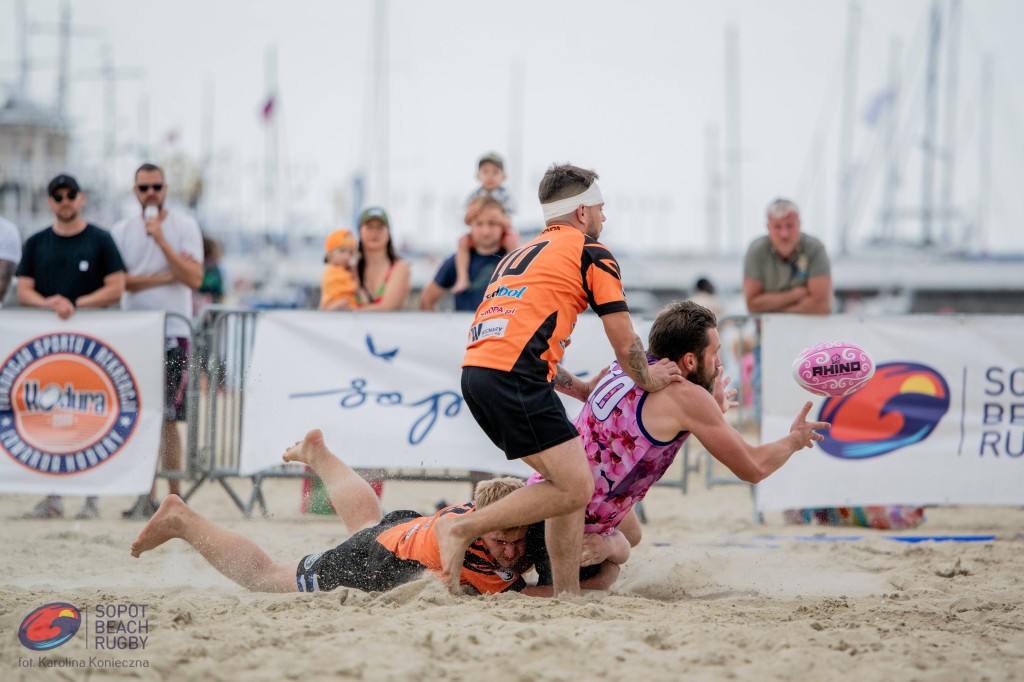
[527,360,690,535]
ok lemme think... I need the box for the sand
[2,465,1023,681]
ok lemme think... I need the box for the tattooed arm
[599,311,682,393]
[553,364,609,402]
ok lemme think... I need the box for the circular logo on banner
[18,603,82,650]
[817,362,950,460]
[0,333,140,475]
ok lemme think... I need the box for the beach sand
[2,462,1023,681]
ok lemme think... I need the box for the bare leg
[162,420,183,497]
[545,509,585,594]
[433,437,594,596]
[282,429,382,534]
[130,495,297,592]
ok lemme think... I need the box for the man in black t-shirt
[15,174,126,520]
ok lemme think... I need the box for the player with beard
[521,300,831,595]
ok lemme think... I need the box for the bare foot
[282,429,329,467]
[432,514,472,593]
[130,495,187,557]
[451,277,470,294]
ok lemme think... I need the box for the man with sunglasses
[16,173,127,519]
[112,163,204,520]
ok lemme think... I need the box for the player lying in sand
[130,429,530,595]
[523,300,831,595]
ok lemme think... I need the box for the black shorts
[295,510,426,592]
[164,338,189,422]
[524,521,602,587]
[461,366,579,460]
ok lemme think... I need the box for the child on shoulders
[454,152,519,293]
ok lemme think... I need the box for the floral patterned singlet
[527,359,690,535]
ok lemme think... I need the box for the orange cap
[325,229,356,252]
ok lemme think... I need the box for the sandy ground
[2,460,1023,681]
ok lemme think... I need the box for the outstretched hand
[713,367,739,414]
[790,401,831,449]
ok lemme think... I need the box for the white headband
[540,182,604,221]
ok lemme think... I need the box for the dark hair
[356,222,398,287]
[647,300,717,363]
[135,162,163,179]
[695,278,715,294]
[537,163,599,204]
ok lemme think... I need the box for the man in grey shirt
[743,198,832,315]
[742,198,832,423]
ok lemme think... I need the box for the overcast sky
[2,0,1023,256]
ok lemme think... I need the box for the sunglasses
[51,190,78,203]
[136,183,164,192]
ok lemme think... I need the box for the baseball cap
[358,207,389,227]
[48,174,81,196]
[478,152,504,170]
[325,229,356,253]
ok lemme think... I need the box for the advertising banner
[0,311,165,495]
[756,315,1024,510]
[238,311,637,476]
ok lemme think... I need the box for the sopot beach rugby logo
[18,603,82,650]
[0,333,139,474]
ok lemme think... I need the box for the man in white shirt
[0,214,21,308]
[112,163,203,519]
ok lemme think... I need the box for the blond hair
[473,477,524,509]
[464,195,509,228]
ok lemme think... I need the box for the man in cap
[16,173,126,519]
[112,163,204,520]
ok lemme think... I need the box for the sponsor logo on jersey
[482,285,527,301]
[468,318,509,343]
[494,568,516,582]
[0,334,139,475]
[479,305,516,317]
[18,603,82,651]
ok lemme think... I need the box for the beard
[687,354,716,394]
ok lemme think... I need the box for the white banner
[756,315,1024,510]
[0,311,165,495]
[238,311,639,476]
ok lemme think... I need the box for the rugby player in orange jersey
[130,430,530,595]
[436,163,683,596]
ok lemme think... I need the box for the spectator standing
[354,207,410,311]
[0,214,21,307]
[453,153,519,293]
[743,198,832,422]
[17,174,126,519]
[421,196,509,312]
[112,163,204,520]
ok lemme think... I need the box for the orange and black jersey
[374,502,526,594]
[462,225,628,381]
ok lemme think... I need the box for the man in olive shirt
[742,198,832,423]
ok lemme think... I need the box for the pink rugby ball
[791,341,875,397]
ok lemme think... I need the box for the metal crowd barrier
[157,308,764,519]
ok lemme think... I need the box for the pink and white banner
[0,311,165,495]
